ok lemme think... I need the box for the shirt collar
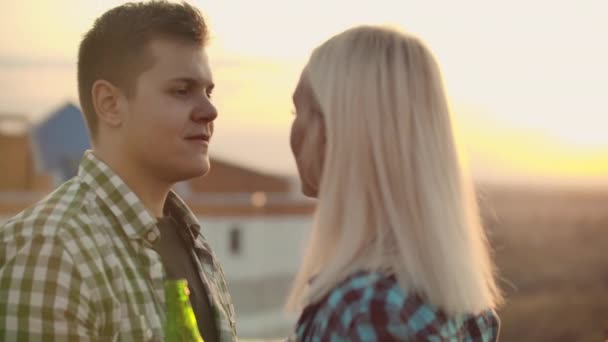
[164,191,216,260]
[163,190,201,234]
[77,150,158,240]
[77,150,206,247]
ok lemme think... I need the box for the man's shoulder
[1,178,94,242]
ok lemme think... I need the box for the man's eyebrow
[168,77,214,88]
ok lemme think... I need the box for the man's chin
[173,161,210,181]
[191,162,211,178]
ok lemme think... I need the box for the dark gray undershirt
[154,216,219,342]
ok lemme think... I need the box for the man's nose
[191,99,217,123]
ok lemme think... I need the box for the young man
[0,2,236,341]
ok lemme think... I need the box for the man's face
[121,38,216,183]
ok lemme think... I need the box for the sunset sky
[1,0,607,183]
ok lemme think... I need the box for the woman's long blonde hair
[286,26,501,316]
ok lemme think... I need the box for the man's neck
[92,148,170,218]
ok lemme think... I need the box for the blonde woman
[286,26,501,341]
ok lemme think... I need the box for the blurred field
[231,183,608,341]
[479,183,608,342]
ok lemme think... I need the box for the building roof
[0,112,314,218]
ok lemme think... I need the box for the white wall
[197,215,312,339]
[197,215,311,281]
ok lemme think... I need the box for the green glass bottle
[164,279,204,342]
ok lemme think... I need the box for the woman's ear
[91,80,124,128]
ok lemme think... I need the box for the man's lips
[184,134,210,146]
[184,134,210,142]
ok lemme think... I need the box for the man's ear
[91,80,124,128]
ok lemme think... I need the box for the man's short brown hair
[77,1,208,139]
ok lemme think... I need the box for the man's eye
[174,88,188,96]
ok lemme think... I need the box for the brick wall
[0,133,52,192]
[188,158,291,194]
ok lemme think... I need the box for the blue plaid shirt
[295,271,499,341]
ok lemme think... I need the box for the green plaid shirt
[0,151,237,341]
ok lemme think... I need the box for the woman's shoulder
[296,271,423,340]
[296,271,499,341]
[324,271,409,315]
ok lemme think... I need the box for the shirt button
[146,230,158,243]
